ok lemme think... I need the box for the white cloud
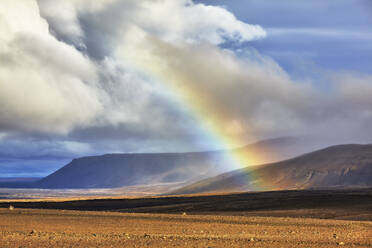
[0,0,372,154]
[131,0,266,44]
[37,0,113,47]
[0,0,104,134]
[116,31,314,144]
[33,0,268,140]
[37,0,266,47]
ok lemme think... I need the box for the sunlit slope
[172,144,372,194]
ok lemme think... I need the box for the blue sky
[1,0,372,177]
[200,0,372,75]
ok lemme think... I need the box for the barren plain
[0,189,371,247]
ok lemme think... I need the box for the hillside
[172,144,372,194]
[1,137,315,189]
[36,152,225,188]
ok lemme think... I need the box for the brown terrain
[0,188,371,247]
[173,144,372,194]
[1,144,371,247]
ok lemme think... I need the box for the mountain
[171,144,372,194]
[0,137,324,189]
[36,151,229,188]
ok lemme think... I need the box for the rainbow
[122,36,273,190]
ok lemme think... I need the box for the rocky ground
[0,208,371,248]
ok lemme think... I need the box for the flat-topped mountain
[37,151,228,188]
[3,137,319,189]
[172,144,372,194]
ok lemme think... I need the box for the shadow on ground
[1,188,371,221]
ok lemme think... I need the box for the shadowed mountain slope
[172,144,372,194]
[36,152,228,189]
[2,137,321,189]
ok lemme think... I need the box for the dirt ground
[0,208,371,248]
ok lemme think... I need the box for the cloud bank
[0,0,371,163]
[0,0,104,134]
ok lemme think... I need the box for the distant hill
[36,151,229,188]
[171,144,372,194]
[0,178,41,189]
[0,137,324,189]
[0,178,41,183]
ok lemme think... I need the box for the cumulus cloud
[129,0,266,44]
[0,0,372,159]
[0,0,104,134]
[116,31,312,143]
[37,0,112,48]
[38,0,266,47]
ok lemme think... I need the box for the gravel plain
[0,208,371,248]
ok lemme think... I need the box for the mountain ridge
[35,137,329,189]
[0,137,353,190]
[171,144,372,194]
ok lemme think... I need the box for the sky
[0,0,372,177]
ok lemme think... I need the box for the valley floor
[0,208,371,248]
[0,189,371,247]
